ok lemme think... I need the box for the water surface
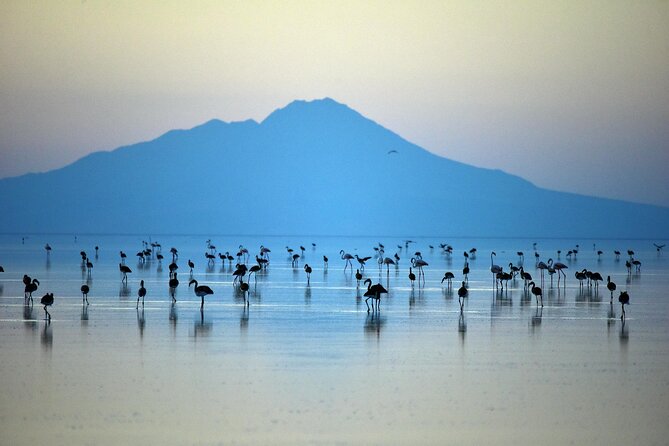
[1,235,667,445]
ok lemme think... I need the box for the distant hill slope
[1,98,668,238]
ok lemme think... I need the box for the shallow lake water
[1,234,668,445]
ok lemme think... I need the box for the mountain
[1,97,668,238]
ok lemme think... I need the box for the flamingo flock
[1,238,658,327]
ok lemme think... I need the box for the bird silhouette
[490,252,502,284]
[189,279,214,310]
[363,278,387,313]
[340,250,354,271]
[409,267,416,287]
[410,257,428,284]
[81,284,90,305]
[169,272,179,302]
[462,262,470,284]
[529,281,543,307]
[40,292,54,321]
[24,278,40,303]
[355,255,372,270]
[457,281,468,310]
[137,280,146,308]
[239,279,250,306]
[441,271,454,287]
[553,261,568,286]
[304,264,312,284]
[607,276,617,302]
[248,263,262,283]
[618,291,630,320]
[355,269,363,286]
[119,263,132,282]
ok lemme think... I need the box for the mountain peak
[261,97,365,128]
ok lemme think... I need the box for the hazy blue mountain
[1,98,668,238]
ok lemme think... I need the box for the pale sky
[1,0,668,206]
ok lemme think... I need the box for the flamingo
[323,255,329,269]
[441,271,454,287]
[248,263,262,282]
[575,269,587,287]
[137,280,146,308]
[607,276,617,303]
[553,261,568,286]
[25,278,40,303]
[618,291,629,320]
[363,278,387,313]
[591,272,603,289]
[232,264,247,284]
[120,251,127,264]
[408,267,416,287]
[40,292,54,321]
[169,272,179,302]
[81,284,90,305]
[189,279,214,310]
[536,258,551,286]
[119,263,132,282]
[355,255,371,270]
[490,252,502,285]
[457,281,467,310]
[462,262,470,284]
[304,264,312,284]
[529,281,543,307]
[355,269,363,286]
[520,267,532,288]
[260,245,271,260]
[654,243,665,253]
[86,258,94,276]
[291,254,300,267]
[411,257,428,284]
[631,259,641,272]
[188,259,195,274]
[340,250,354,272]
[381,257,396,276]
[239,279,250,306]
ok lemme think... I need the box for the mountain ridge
[1,97,667,238]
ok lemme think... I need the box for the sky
[1,0,668,207]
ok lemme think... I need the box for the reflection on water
[190,309,212,338]
[530,307,543,333]
[364,313,385,340]
[619,321,630,354]
[137,308,145,338]
[1,234,668,445]
[119,283,131,300]
[81,304,89,324]
[23,303,37,333]
[240,305,249,332]
[41,323,53,350]
[458,311,467,343]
